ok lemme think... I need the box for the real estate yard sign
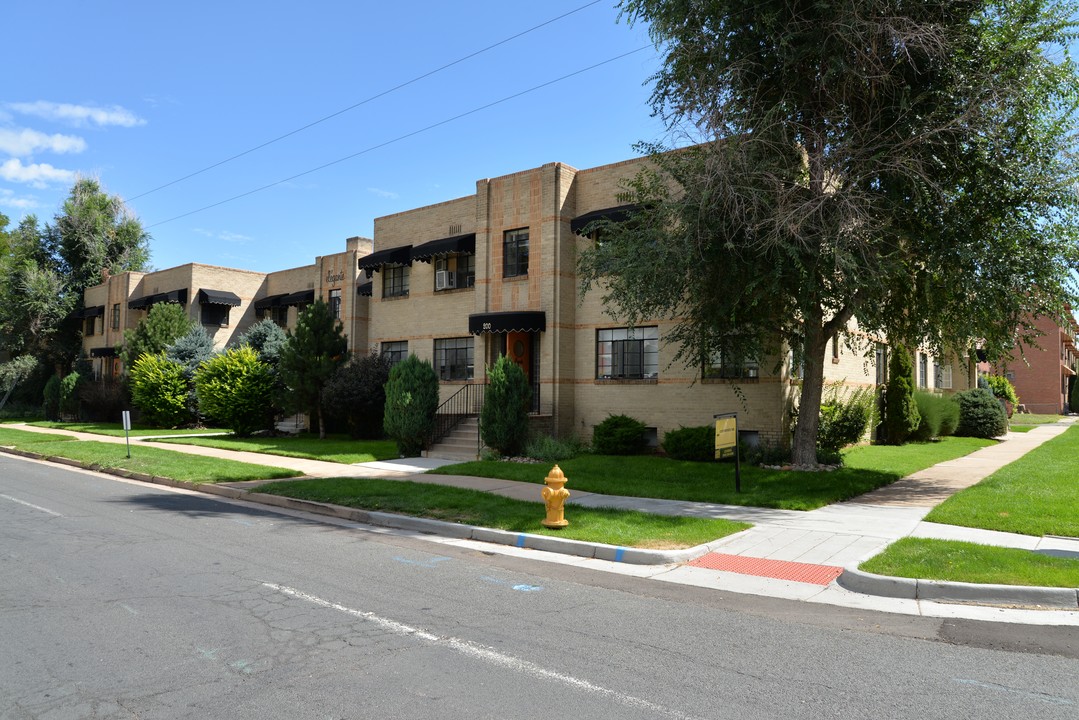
[714,412,741,493]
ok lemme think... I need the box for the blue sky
[2,1,663,273]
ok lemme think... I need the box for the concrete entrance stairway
[425,416,482,462]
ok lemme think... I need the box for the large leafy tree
[0,179,151,369]
[279,300,348,439]
[581,0,1079,465]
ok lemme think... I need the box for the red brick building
[1000,314,1078,414]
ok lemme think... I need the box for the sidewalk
[5,420,1078,622]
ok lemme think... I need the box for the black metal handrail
[431,382,486,445]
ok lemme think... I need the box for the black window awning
[412,233,476,263]
[468,311,546,334]
[253,293,288,310]
[77,305,105,318]
[128,288,187,310]
[281,289,315,307]
[359,245,412,272]
[90,347,117,358]
[570,204,640,234]
[357,281,373,297]
[198,289,241,307]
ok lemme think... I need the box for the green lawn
[924,425,1079,537]
[429,436,994,511]
[0,428,296,483]
[861,537,1079,588]
[1009,413,1065,426]
[151,434,399,464]
[255,477,750,548]
[27,421,228,437]
[0,427,78,445]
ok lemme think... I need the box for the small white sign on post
[121,410,132,458]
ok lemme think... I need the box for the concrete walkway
[6,419,1078,621]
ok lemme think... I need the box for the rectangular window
[918,353,929,389]
[271,305,288,327]
[503,228,529,278]
[381,340,408,366]
[941,364,953,390]
[703,351,759,380]
[596,326,658,379]
[84,316,96,336]
[329,288,342,319]
[875,344,888,385]
[789,350,805,380]
[831,333,840,361]
[111,304,120,330]
[434,253,476,291]
[201,304,230,327]
[382,265,410,298]
[435,337,474,381]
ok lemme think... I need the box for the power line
[147,46,651,229]
[129,0,605,202]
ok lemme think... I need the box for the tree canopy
[121,303,195,367]
[581,0,1079,464]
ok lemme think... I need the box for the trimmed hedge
[592,414,647,455]
[663,425,714,461]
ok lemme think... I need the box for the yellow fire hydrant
[541,464,570,528]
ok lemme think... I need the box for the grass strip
[1009,414,1065,425]
[1,434,296,484]
[861,537,1079,588]
[430,437,994,511]
[152,434,399,464]
[255,477,750,548]
[925,425,1079,537]
[0,427,78,445]
[1006,426,1035,433]
[28,421,228,437]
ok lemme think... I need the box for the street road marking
[263,582,701,720]
[0,493,63,517]
[393,556,451,568]
[954,678,1074,705]
[480,576,544,592]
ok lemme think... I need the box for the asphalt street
[3,453,1079,719]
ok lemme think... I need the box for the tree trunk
[317,402,326,440]
[791,316,829,466]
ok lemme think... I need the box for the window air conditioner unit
[435,270,456,290]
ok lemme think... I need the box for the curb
[837,566,1079,610]
[0,446,717,565]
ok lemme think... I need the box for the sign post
[714,412,740,493]
[121,410,132,459]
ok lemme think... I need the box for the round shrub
[592,414,647,455]
[817,386,874,455]
[480,355,532,456]
[194,346,274,436]
[954,388,1008,439]
[130,353,192,428]
[663,425,714,461]
[383,354,440,457]
[59,372,83,420]
[323,353,393,439]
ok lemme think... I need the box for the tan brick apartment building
[82,154,972,447]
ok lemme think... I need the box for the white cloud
[0,127,86,156]
[192,227,252,243]
[0,158,77,187]
[8,101,145,128]
[367,187,399,200]
[0,188,39,210]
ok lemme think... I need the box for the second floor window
[383,265,410,298]
[111,304,120,330]
[503,228,529,278]
[704,351,759,380]
[329,288,342,318]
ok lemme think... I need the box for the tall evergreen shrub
[383,355,440,456]
[130,353,191,428]
[480,355,532,456]
[884,345,920,445]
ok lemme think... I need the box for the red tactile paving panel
[688,553,844,586]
